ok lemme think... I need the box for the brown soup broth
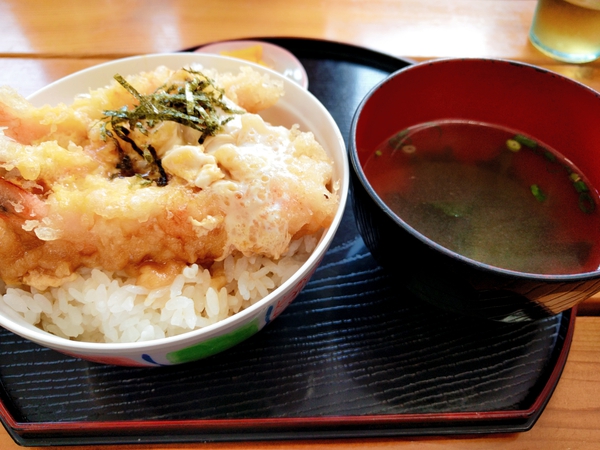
[363,120,600,275]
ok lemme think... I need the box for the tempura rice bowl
[0,53,348,366]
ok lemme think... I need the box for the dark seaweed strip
[102,69,244,185]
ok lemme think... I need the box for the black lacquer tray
[0,38,575,446]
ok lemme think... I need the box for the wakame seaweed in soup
[363,120,600,275]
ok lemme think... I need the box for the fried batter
[0,65,338,290]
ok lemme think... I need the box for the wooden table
[1,0,600,448]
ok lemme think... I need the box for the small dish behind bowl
[349,58,600,322]
[195,40,309,89]
[0,53,348,366]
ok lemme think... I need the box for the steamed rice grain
[0,235,318,343]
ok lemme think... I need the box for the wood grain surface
[1,1,600,448]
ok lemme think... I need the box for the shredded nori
[388,128,410,150]
[101,69,244,186]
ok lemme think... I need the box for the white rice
[0,235,318,343]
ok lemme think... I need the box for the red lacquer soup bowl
[349,58,600,321]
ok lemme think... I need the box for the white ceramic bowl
[0,53,348,367]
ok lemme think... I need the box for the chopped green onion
[574,180,589,193]
[506,139,521,152]
[543,151,556,162]
[375,150,382,157]
[530,184,547,202]
[514,134,537,148]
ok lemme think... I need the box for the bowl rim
[349,56,600,282]
[0,52,349,351]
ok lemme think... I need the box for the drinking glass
[529,0,600,64]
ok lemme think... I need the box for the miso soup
[363,120,600,275]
